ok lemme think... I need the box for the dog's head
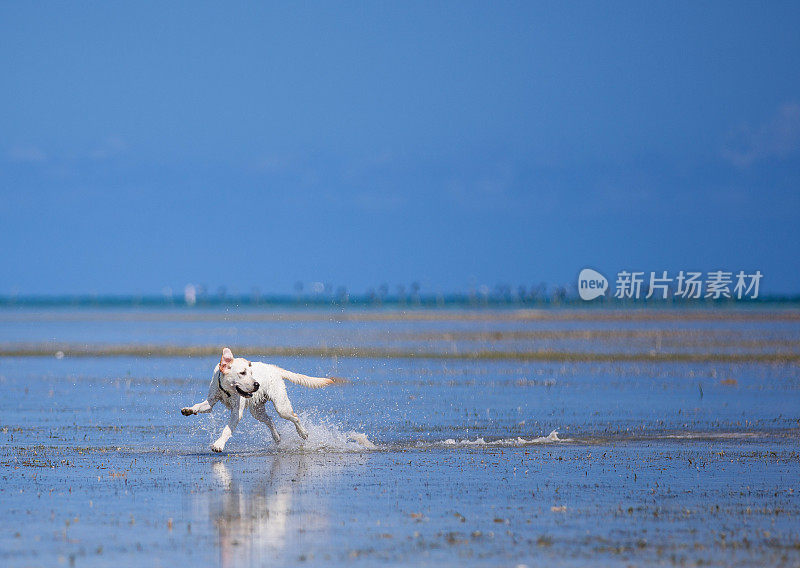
[217,347,259,398]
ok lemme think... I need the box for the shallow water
[1,307,799,566]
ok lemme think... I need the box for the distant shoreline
[1,293,800,309]
[1,343,799,363]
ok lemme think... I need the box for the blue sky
[2,2,799,295]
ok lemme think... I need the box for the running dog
[181,348,335,452]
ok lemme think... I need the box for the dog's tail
[279,367,336,389]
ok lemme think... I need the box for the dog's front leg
[181,399,214,416]
[211,399,244,453]
[182,385,220,416]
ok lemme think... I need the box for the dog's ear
[219,347,234,373]
[248,361,252,367]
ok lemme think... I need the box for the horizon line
[1,292,799,308]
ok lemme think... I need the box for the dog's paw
[210,442,225,453]
[181,407,195,416]
[298,429,309,440]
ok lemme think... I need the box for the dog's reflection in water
[203,454,353,567]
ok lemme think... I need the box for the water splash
[426,429,570,447]
[187,407,568,454]
[252,412,376,453]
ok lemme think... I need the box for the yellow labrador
[181,348,334,452]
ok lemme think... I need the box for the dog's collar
[218,373,234,398]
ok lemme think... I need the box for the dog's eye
[239,370,247,375]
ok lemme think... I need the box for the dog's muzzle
[235,381,259,398]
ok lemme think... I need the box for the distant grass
[1,343,798,363]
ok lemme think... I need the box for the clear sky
[2,2,799,295]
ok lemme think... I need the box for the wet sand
[1,307,799,566]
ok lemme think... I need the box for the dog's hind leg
[250,403,281,444]
[271,395,309,440]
